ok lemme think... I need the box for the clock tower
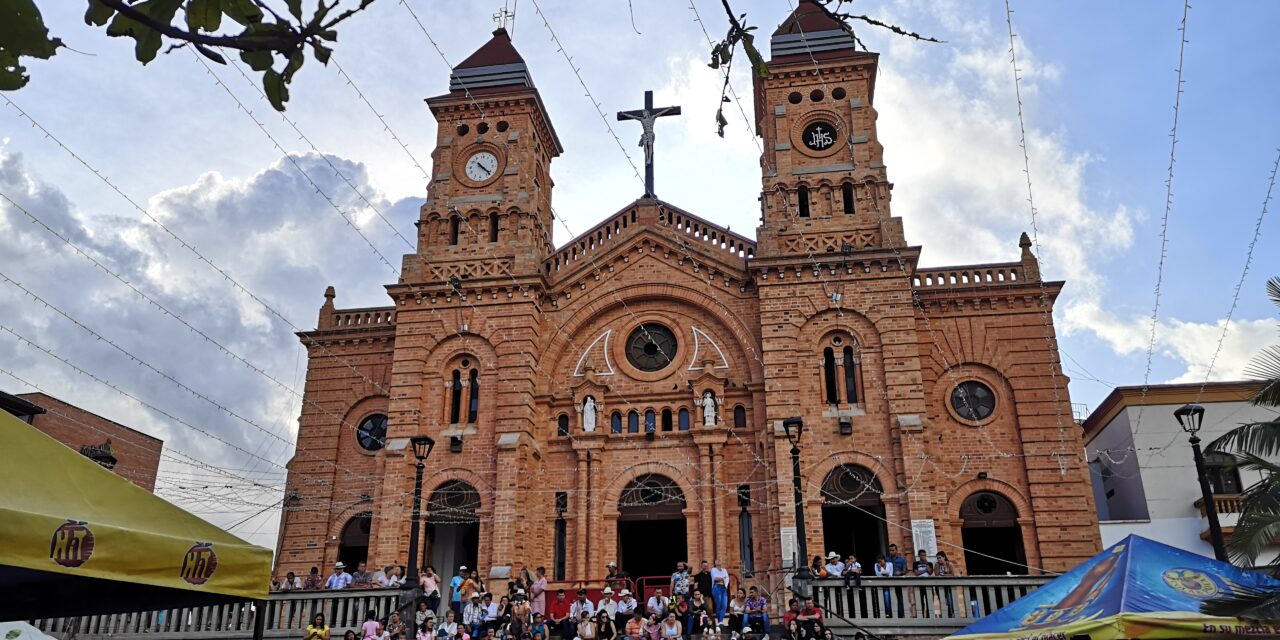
[404,27,563,284]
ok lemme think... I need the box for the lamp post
[782,417,813,596]
[406,435,437,589]
[1174,404,1228,562]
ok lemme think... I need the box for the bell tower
[753,0,905,258]
[404,28,563,284]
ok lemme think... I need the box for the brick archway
[599,461,702,578]
[944,479,1040,574]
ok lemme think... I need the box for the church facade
[274,1,1101,584]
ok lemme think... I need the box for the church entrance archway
[960,491,1026,575]
[338,512,372,570]
[617,474,687,580]
[820,465,888,562]
[426,480,480,576]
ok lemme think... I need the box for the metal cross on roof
[617,90,682,198]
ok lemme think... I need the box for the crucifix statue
[617,90,681,198]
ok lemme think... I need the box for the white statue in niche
[582,396,597,432]
[701,391,717,426]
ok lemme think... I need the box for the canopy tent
[0,410,272,621]
[947,534,1280,639]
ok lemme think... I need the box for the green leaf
[222,0,264,27]
[741,33,768,78]
[318,29,338,42]
[240,49,273,71]
[262,69,289,110]
[104,0,185,64]
[283,49,304,81]
[312,43,332,65]
[0,0,63,90]
[285,0,303,20]
[186,0,223,32]
[194,43,226,65]
[84,0,116,27]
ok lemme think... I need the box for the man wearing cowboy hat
[596,587,619,621]
[615,588,637,630]
[463,593,486,637]
[325,561,352,589]
[822,552,844,579]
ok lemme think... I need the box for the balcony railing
[28,588,405,640]
[1195,493,1244,516]
[812,575,1052,636]
[27,577,1053,640]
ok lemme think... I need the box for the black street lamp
[782,417,813,595]
[1174,404,1228,562]
[406,435,437,589]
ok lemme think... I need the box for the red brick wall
[19,392,163,492]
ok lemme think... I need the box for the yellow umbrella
[0,410,272,620]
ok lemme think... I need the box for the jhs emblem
[50,520,95,568]
[802,121,838,151]
[181,542,219,585]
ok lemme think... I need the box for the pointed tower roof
[770,0,859,61]
[449,28,535,93]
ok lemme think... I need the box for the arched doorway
[338,512,372,570]
[821,465,888,562]
[617,474,687,580]
[426,480,480,576]
[960,491,1026,575]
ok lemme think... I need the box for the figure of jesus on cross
[617,90,681,198]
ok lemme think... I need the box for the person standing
[530,567,549,618]
[422,566,443,614]
[451,566,468,617]
[326,562,353,589]
[307,613,332,640]
[912,550,933,617]
[361,612,383,640]
[670,563,691,602]
[886,545,907,618]
[934,551,956,617]
[709,560,729,624]
[352,561,374,588]
[693,562,713,603]
[304,566,324,590]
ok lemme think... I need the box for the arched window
[467,369,480,423]
[557,414,570,436]
[733,405,747,429]
[662,409,673,432]
[611,412,623,434]
[822,347,839,404]
[644,410,656,434]
[678,408,690,431]
[627,411,639,433]
[488,212,499,242]
[449,370,463,424]
[449,215,460,245]
[798,186,811,217]
[842,346,860,404]
[842,183,855,214]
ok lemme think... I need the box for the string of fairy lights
[0,0,1270,577]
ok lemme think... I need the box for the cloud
[0,148,416,546]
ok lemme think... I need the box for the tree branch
[95,0,299,52]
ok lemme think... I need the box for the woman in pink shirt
[361,612,383,640]
[530,566,549,617]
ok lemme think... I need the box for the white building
[1082,381,1276,565]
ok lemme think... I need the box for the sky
[1,0,1278,549]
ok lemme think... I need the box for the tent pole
[253,600,267,640]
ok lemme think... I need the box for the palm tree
[1201,277,1280,619]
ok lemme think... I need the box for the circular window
[951,381,996,422]
[810,89,824,102]
[832,87,847,100]
[496,120,509,132]
[625,324,678,372]
[975,492,1000,514]
[788,92,802,105]
[456,123,469,136]
[801,120,838,152]
[477,122,490,134]
[356,414,388,451]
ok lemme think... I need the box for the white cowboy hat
[516,589,527,596]
[335,561,346,568]
[619,589,631,596]
[825,551,839,560]
[602,587,614,595]
[606,561,618,568]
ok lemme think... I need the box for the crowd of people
[284,547,959,640]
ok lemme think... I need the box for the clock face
[464,151,500,183]
[356,414,388,451]
[801,121,838,152]
[626,324,678,372]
